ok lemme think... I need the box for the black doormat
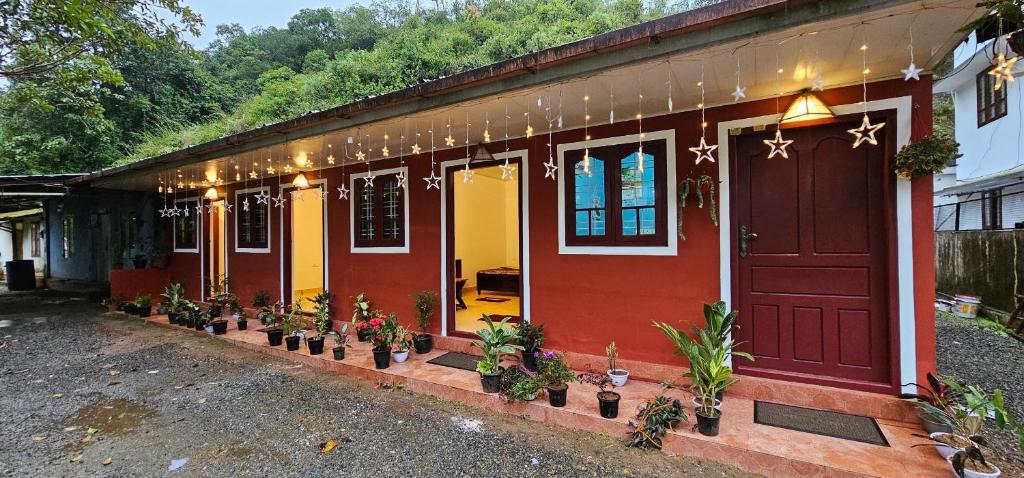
[753,401,889,446]
[426,352,483,372]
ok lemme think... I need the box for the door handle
[739,225,758,257]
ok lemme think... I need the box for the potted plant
[514,322,545,371]
[328,323,350,360]
[606,341,629,387]
[392,325,412,363]
[182,301,200,328]
[135,294,152,317]
[578,368,620,419]
[900,372,954,434]
[689,353,737,437]
[655,301,749,403]
[627,390,688,449]
[101,295,125,313]
[410,290,438,354]
[536,351,576,407]
[282,306,301,351]
[161,284,185,324]
[920,381,1024,478]
[499,365,541,403]
[196,309,211,331]
[893,135,961,179]
[257,300,278,326]
[306,292,333,356]
[352,293,376,342]
[471,315,523,394]
[235,309,249,331]
[132,252,148,269]
[210,316,229,335]
[252,290,271,309]
[368,313,398,369]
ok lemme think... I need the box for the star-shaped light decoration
[206,203,217,213]
[423,169,441,190]
[362,173,375,188]
[901,63,923,81]
[293,190,305,203]
[396,170,408,189]
[249,171,259,179]
[282,164,293,174]
[337,184,350,200]
[327,154,336,165]
[499,159,516,180]
[267,166,276,175]
[462,163,475,184]
[525,125,534,138]
[731,85,746,102]
[381,146,389,157]
[689,137,718,165]
[159,207,170,218]
[355,150,366,161]
[242,197,250,212]
[483,129,491,142]
[989,53,1019,91]
[224,204,233,213]
[194,204,203,215]
[411,144,421,155]
[763,129,794,159]
[544,156,558,180]
[444,135,455,147]
[811,73,825,92]
[172,207,182,217]
[255,190,270,205]
[847,114,885,148]
[318,187,329,201]
[272,193,287,208]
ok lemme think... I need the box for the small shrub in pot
[536,351,575,407]
[367,313,398,369]
[392,325,411,363]
[578,369,620,419]
[281,306,301,351]
[472,315,523,393]
[328,323,350,360]
[410,290,438,354]
[499,365,541,403]
[605,341,629,387]
[161,284,186,323]
[515,322,545,371]
[306,292,333,356]
[135,294,152,317]
[351,293,376,342]
[900,372,954,434]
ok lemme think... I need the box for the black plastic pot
[522,348,538,371]
[237,319,247,331]
[695,411,721,437]
[193,318,205,331]
[332,346,345,361]
[373,348,391,369]
[211,319,228,335]
[123,304,137,315]
[167,312,179,325]
[547,385,568,407]
[266,328,284,346]
[597,391,621,419]
[357,327,372,342]
[132,257,147,269]
[285,335,300,351]
[480,372,502,393]
[413,334,433,354]
[307,337,325,355]
[138,305,152,318]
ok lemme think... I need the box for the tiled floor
[133,313,951,478]
[453,290,520,332]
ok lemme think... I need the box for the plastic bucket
[953,295,981,319]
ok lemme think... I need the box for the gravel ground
[0,289,756,478]
[935,311,1024,476]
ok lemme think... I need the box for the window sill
[558,244,676,256]
[350,245,409,254]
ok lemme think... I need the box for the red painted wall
[109,268,170,302]
[148,77,936,388]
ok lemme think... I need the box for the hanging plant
[892,135,961,178]
[960,1,1024,56]
[678,175,718,240]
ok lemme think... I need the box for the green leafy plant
[628,391,688,449]
[535,351,576,389]
[960,1,1024,55]
[161,283,185,313]
[892,135,960,178]
[136,294,151,307]
[352,292,373,327]
[252,290,271,308]
[366,313,398,351]
[606,341,620,372]
[471,315,524,375]
[257,301,280,326]
[393,324,412,352]
[514,321,545,351]
[410,290,438,336]
[499,365,541,403]
[328,323,350,347]
[280,305,301,337]
[229,296,244,316]
[311,291,332,337]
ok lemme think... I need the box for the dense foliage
[0,0,723,175]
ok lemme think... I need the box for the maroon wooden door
[731,119,892,389]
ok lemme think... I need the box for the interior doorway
[284,185,325,310]
[445,158,523,336]
[205,199,228,298]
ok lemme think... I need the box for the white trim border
[349,167,411,254]
[172,197,200,254]
[234,186,272,254]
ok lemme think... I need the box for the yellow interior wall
[291,188,324,308]
[454,166,519,289]
[210,200,226,282]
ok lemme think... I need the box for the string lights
[688,65,718,165]
[848,42,885,148]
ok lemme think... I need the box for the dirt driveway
[0,290,755,477]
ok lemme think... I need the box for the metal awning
[936,164,1024,196]
[0,174,84,213]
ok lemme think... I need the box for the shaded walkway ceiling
[77,0,982,192]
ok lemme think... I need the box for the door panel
[732,119,891,387]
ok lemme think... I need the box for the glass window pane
[639,207,656,235]
[382,179,401,240]
[621,208,637,236]
[573,156,605,237]
[359,183,375,240]
[621,151,655,208]
[575,211,589,236]
[591,210,606,236]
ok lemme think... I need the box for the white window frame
[234,186,272,253]
[556,129,677,256]
[173,196,200,253]
[349,166,410,254]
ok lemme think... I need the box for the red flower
[375,335,382,341]
[370,318,383,327]
[356,322,366,330]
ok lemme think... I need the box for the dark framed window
[120,213,137,253]
[236,190,270,251]
[354,173,405,248]
[29,222,41,257]
[977,67,1007,127]
[982,189,1002,230]
[564,139,667,247]
[61,215,74,259]
[174,199,199,251]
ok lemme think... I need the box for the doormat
[426,352,484,372]
[754,401,889,446]
[476,297,511,303]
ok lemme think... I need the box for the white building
[934,32,1024,231]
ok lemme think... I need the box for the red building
[81,0,982,400]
